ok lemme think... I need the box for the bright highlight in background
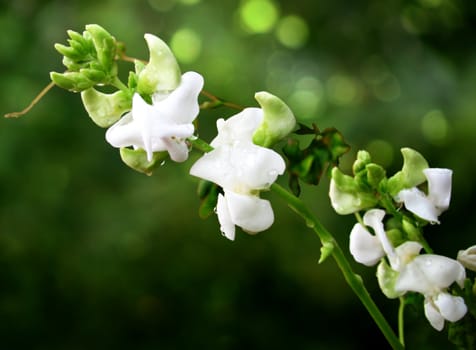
[239,0,279,33]
[275,15,309,49]
[170,28,202,64]
[421,109,449,145]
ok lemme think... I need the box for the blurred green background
[1,0,475,349]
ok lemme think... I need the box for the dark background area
[1,0,475,349]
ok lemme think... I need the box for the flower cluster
[330,148,473,331]
[51,25,296,240]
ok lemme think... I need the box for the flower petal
[349,223,385,266]
[216,193,235,241]
[105,111,142,148]
[457,245,476,272]
[424,298,445,331]
[153,71,204,124]
[210,108,263,147]
[363,209,396,262]
[395,187,440,224]
[424,168,452,212]
[395,255,466,294]
[225,190,274,233]
[434,293,467,323]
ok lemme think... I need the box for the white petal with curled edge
[216,193,235,241]
[424,298,445,331]
[225,190,274,234]
[349,223,385,266]
[424,168,452,212]
[210,108,263,147]
[434,292,467,323]
[395,187,440,224]
[161,138,190,163]
[395,254,466,294]
[363,209,395,261]
[154,71,204,124]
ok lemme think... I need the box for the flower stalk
[271,182,404,350]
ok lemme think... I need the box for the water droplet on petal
[160,160,166,166]
[213,206,218,214]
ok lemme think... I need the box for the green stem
[398,297,406,346]
[270,183,404,350]
[111,76,129,92]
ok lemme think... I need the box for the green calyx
[50,24,118,92]
[252,91,296,147]
[81,88,132,127]
[119,148,168,176]
[386,148,429,196]
[136,34,181,95]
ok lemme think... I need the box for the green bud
[85,24,116,72]
[137,33,181,95]
[376,259,402,299]
[366,163,386,188]
[387,148,429,196]
[401,217,422,242]
[252,91,296,147]
[81,88,132,127]
[80,68,107,82]
[119,148,168,175]
[50,71,94,92]
[54,43,81,60]
[352,150,372,174]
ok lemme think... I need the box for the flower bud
[137,34,181,95]
[252,91,296,147]
[457,245,476,272]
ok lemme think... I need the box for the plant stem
[398,297,406,346]
[4,81,55,118]
[271,183,404,350]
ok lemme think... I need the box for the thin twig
[4,81,56,118]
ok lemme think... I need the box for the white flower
[395,168,452,224]
[394,242,467,331]
[457,245,476,272]
[190,107,286,240]
[105,71,204,162]
[349,209,396,266]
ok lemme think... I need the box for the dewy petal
[424,168,452,212]
[224,190,274,233]
[424,298,445,331]
[434,292,467,323]
[349,223,385,266]
[395,254,466,294]
[153,71,204,124]
[395,187,440,224]
[211,108,263,147]
[216,193,235,241]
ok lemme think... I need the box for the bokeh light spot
[239,0,279,34]
[421,110,449,145]
[288,77,324,120]
[275,15,309,49]
[179,0,200,4]
[148,0,176,12]
[365,140,394,168]
[326,75,358,106]
[170,28,202,64]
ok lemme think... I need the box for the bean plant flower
[105,71,204,162]
[350,210,467,331]
[190,101,288,240]
[394,168,452,224]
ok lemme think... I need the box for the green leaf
[282,125,350,196]
[196,180,220,219]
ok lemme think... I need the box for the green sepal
[387,148,429,196]
[252,91,296,147]
[318,241,334,264]
[196,180,220,219]
[80,88,132,127]
[376,259,402,299]
[401,217,423,243]
[137,33,181,95]
[119,148,168,176]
